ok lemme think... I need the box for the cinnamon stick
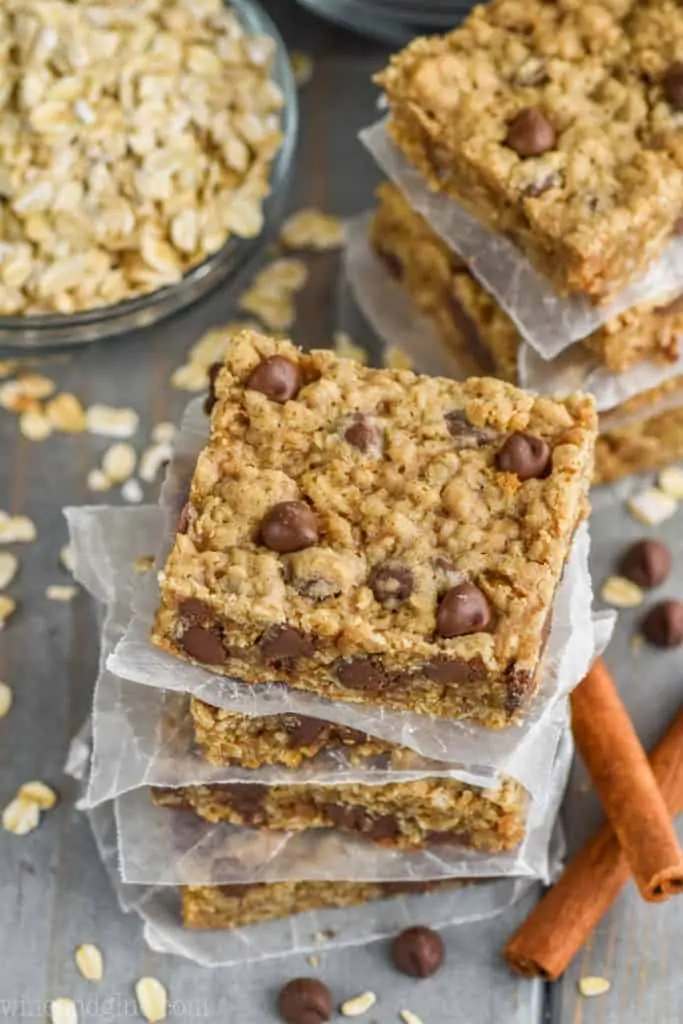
[571,658,683,901]
[504,672,683,980]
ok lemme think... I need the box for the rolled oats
[2,795,40,835]
[0,513,36,543]
[340,992,377,1018]
[0,552,18,590]
[139,443,173,483]
[0,596,17,628]
[86,469,111,493]
[19,408,53,441]
[0,0,285,315]
[121,478,144,504]
[74,943,104,982]
[49,998,78,1024]
[290,51,314,87]
[280,208,344,250]
[60,544,76,574]
[19,781,58,809]
[0,681,12,719]
[102,442,137,483]
[46,584,78,601]
[47,393,87,433]
[151,422,177,445]
[135,977,168,1024]
[86,405,139,439]
[333,330,368,364]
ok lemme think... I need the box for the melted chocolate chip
[436,583,491,638]
[423,656,482,684]
[246,355,302,403]
[377,248,403,280]
[445,410,492,447]
[620,539,671,589]
[283,714,328,747]
[642,600,683,648]
[664,62,683,110]
[368,564,414,604]
[505,667,532,714]
[203,361,222,415]
[424,829,472,846]
[259,625,314,664]
[218,783,268,823]
[179,624,226,665]
[335,656,388,692]
[278,978,332,1024]
[344,414,381,452]
[323,804,400,842]
[261,500,319,553]
[504,107,556,158]
[390,926,445,979]
[176,502,191,534]
[497,432,551,481]
[178,597,210,622]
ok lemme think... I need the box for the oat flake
[135,977,168,1023]
[75,943,104,982]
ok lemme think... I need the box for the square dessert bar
[370,185,683,485]
[378,0,683,301]
[152,330,597,726]
[182,879,459,929]
[372,183,683,378]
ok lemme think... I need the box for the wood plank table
[0,4,681,1021]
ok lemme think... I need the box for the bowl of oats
[0,0,298,348]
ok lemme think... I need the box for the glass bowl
[0,0,298,351]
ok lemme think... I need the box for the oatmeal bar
[595,376,683,483]
[377,0,683,301]
[152,770,527,852]
[183,879,459,929]
[372,184,683,378]
[191,699,391,768]
[152,330,597,726]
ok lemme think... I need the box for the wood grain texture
[0,3,680,1022]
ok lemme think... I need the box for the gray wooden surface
[0,3,681,1021]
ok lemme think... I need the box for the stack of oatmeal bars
[126,327,600,932]
[365,0,683,484]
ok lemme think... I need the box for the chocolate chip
[178,597,210,622]
[620,539,671,589]
[283,714,327,747]
[368,564,414,604]
[324,803,400,841]
[445,410,492,447]
[423,655,481,683]
[504,107,556,158]
[522,171,560,198]
[642,600,683,648]
[259,625,314,664]
[664,62,683,110]
[277,978,332,1024]
[496,432,551,480]
[436,583,491,638]
[377,248,403,280]
[246,355,302,403]
[203,361,222,415]
[261,500,319,553]
[344,414,381,452]
[390,926,445,979]
[218,783,267,823]
[505,667,531,714]
[424,829,471,846]
[335,656,388,692]
[179,624,226,665]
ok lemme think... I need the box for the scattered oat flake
[340,992,377,1017]
[630,633,645,654]
[0,595,17,627]
[238,291,294,331]
[140,443,172,483]
[626,487,677,526]
[400,1011,424,1024]
[102,442,137,483]
[19,781,57,809]
[578,976,611,998]
[0,681,12,719]
[290,50,314,87]
[87,469,111,493]
[384,346,414,371]
[135,977,168,1023]
[333,331,368,364]
[75,943,104,982]
[151,422,177,445]
[189,321,256,368]
[0,360,17,379]
[307,954,320,968]
[134,555,155,573]
[20,408,53,441]
[47,393,87,433]
[86,405,139,439]
[658,465,683,500]
[15,373,56,400]
[170,362,209,392]
[252,258,309,293]
[3,795,40,835]
[46,584,78,602]
[0,513,36,543]
[50,997,78,1024]
[60,544,76,574]
[600,576,644,609]
[0,552,18,590]
[121,478,144,504]
[280,208,344,250]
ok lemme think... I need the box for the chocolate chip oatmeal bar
[370,185,683,485]
[183,879,459,929]
[153,772,527,851]
[191,700,391,768]
[372,183,683,378]
[151,329,596,726]
[378,0,683,301]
